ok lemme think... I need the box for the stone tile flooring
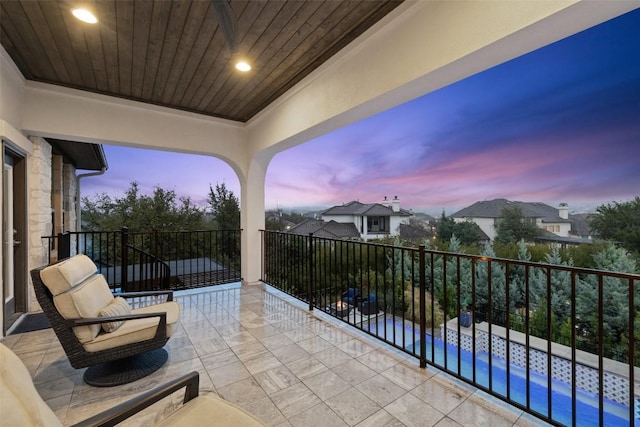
[2,283,550,426]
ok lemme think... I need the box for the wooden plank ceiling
[1,0,403,122]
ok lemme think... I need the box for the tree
[436,212,484,245]
[436,211,456,242]
[475,241,506,323]
[494,204,541,244]
[508,240,530,311]
[527,243,573,341]
[589,196,640,253]
[208,183,240,230]
[575,243,638,360]
[81,181,206,232]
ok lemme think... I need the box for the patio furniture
[328,301,352,317]
[341,288,365,306]
[30,254,180,386]
[358,295,379,315]
[0,343,266,426]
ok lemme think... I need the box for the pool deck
[2,283,551,426]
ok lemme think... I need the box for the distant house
[287,197,412,241]
[451,199,592,243]
[568,213,597,240]
[320,197,412,241]
[287,220,360,239]
[399,223,435,241]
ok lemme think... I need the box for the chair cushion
[53,274,115,343]
[83,301,180,353]
[156,394,265,426]
[39,254,98,296]
[98,297,131,332]
[0,344,63,427]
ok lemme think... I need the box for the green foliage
[573,243,638,362]
[589,196,640,253]
[404,287,444,328]
[529,299,555,340]
[81,181,207,232]
[494,204,541,244]
[475,241,507,323]
[426,236,474,318]
[436,212,456,242]
[565,242,611,268]
[453,221,485,246]
[208,182,240,230]
[265,210,309,231]
[436,212,484,246]
[532,244,573,321]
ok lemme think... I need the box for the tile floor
[2,283,550,426]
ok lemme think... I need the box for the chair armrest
[70,371,200,427]
[117,290,174,301]
[66,311,167,327]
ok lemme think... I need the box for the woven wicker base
[83,348,168,387]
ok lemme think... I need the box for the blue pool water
[364,319,636,427]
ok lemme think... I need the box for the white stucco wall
[390,216,409,237]
[540,221,573,238]
[321,214,356,224]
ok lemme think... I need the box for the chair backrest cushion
[40,255,115,343]
[40,254,98,296]
[0,343,63,427]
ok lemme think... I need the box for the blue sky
[82,8,640,215]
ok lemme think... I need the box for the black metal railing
[42,228,241,292]
[261,230,640,427]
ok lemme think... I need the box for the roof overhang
[47,138,108,171]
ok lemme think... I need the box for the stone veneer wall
[442,320,639,407]
[27,136,52,312]
[62,162,77,231]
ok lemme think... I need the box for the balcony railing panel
[260,230,640,427]
[42,228,241,292]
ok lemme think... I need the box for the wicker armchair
[30,254,180,386]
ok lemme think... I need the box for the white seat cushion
[0,344,63,427]
[156,394,265,426]
[83,301,180,352]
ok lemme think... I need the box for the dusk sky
[81,9,640,216]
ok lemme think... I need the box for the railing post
[419,245,427,369]
[121,226,129,291]
[58,232,71,260]
[308,233,314,311]
[153,229,159,287]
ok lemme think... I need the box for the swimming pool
[364,318,636,427]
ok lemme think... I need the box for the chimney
[382,196,390,207]
[559,203,569,220]
[392,195,400,213]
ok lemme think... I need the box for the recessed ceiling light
[72,8,98,24]
[235,61,251,72]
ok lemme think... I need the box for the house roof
[412,212,438,223]
[569,213,596,237]
[535,230,593,245]
[322,200,411,217]
[48,138,108,171]
[451,199,571,223]
[399,223,433,240]
[287,219,360,239]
